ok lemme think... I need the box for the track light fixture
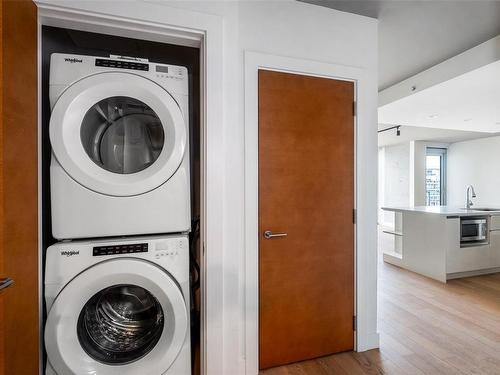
[378,125,401,137]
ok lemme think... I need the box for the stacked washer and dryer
[44,53,192,375]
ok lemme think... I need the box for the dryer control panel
[153,238,185,259]
[93,243,148,256]
[95,58,149,71]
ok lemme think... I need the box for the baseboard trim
[447,267,500,280]
[357,332,380,352]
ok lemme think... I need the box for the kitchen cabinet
[488,229,500,265]
[490,215,500,230]
[382,207,500,282]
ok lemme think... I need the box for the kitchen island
[381,206,500,282]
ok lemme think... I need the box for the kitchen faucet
[466,185,476,209]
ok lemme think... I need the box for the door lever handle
[263,230,288,239]
[0,278,14,291]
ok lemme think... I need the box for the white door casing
[244,51,379,375]
[36,2,225,374]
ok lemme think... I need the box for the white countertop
[382,206,500,216]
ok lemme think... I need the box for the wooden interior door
[0,1,39,374]
[258,69,355,370]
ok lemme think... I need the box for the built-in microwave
[460,216,489,247]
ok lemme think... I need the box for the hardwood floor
[260,232,500,374]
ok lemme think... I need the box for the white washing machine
[49,53,191,239]
[44,235,191,375]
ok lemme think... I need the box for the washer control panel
[93,243,148,256]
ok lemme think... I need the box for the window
[426,148,447,206]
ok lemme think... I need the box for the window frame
[425,147,447,206]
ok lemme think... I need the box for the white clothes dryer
[44,235,190,375]
[49,53,191,239]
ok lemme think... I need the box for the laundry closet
[40,26,201,374]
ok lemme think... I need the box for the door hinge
[353,101,357,116]
[353,316,357,331]
[353,208,357,224]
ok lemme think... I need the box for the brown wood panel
[258,69,355,370]
[0,1,39,374]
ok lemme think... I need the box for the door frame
[244,51,379,374]
[34,1,224,374]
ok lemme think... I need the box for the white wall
[386,143,410,208]
[378,147,385,224]
[410,141,428,206]
[237,0,379,358]
[379,140,450,223]
[379,143,410,225]
[238,2,378,364]
[37,1,379,373]
[448,135,500,207]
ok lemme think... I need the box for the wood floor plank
[316,356,350,375]
[327,352,375,375]
[362,349,408,375]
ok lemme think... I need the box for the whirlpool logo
[64,57,83,63]
[61,250,79,257]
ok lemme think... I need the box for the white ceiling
[378,124,495,147]
[378,59,500,133]
[300,0,500,90]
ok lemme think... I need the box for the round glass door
[49,72,187,196]
[77,284,164,365]
[45,259,188,375]
[80,97,165,175]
